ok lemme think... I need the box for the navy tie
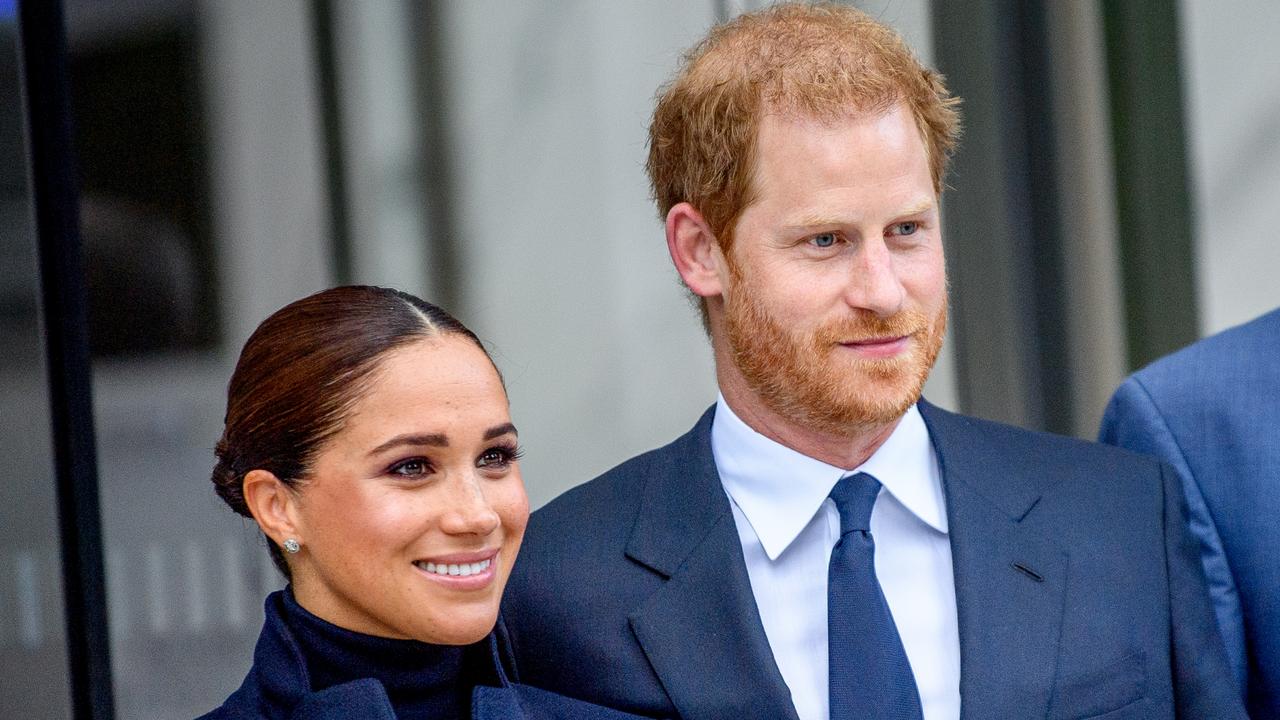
[828,472,924,720]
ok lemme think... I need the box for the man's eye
[810,233,838,248]
[390,459,431,477]
[891,221,919,236]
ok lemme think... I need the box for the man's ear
[666,202,727,298]
[242,469,302,550]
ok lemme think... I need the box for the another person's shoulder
[1132,306,1280,390]
[1102,306,1280,436]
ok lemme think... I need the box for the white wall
[1180,0,1280,334]
[438,1,719,508]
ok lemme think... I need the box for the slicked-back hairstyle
[647,1,961,253]
[211,285,493,576]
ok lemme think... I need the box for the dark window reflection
[68,13,217,357]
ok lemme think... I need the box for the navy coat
[503,401,1246,719]
[1101,307,1280,717]
[199,592,647,720]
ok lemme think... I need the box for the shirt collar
[712,394,947,561]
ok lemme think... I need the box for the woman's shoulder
[195,677,396,720]
[195,706,252,720]
[475,683,661,720]
[193,686,258,720]
[193,662,264,720]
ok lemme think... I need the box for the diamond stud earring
[283,538,301,554]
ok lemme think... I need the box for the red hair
[647,1,962,254]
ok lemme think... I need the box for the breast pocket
[1049,651,1146,720]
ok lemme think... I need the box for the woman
[201,286,643,719]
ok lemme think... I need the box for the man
[503,4,1243,719]
[1099,307,1280,718]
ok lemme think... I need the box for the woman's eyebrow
[367,423,516,456]
[483,423,518,441]
[367,433,449,456]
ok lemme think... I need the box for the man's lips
[838,334,912,358]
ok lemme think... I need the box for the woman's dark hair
[211,285,493,576]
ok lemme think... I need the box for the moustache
[812,309,930,345]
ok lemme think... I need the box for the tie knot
[829,472,882,534]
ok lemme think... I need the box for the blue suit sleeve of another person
[1099,377,1247,696]
[1100,308,1280,719]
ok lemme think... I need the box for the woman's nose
[440,477,502,536]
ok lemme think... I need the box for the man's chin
[780,382,922,436]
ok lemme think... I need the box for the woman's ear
[242,469,302,550]
[666,202,728,298]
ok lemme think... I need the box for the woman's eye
[477,445,523,469]
[891,221,919,236]
[389,458,431,477]
[810,232,838,248]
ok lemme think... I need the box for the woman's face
[287,335,528,645]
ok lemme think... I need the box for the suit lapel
[625,407,799,720]
[919,401,1069,719]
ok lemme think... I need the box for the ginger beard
[723,261,947,437]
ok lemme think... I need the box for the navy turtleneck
[281,588,471,719]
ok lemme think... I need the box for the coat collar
[226,591,506,720]
[624,406,801,720]
[623,401,1073,719]
[918,400,1070,718]
[242,592,399,719]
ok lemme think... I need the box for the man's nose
[842,239,905,317]
[440,475,502,536]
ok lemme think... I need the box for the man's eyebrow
[367,433,448,456]
[483,423,518,441]
[784,200,937,232]
[895,199,937,217]
[784,213,848,231]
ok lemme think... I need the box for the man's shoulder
[529,444,668,541]
[539,423,701,516]
[921,400,1157,473]
[522,406,716,558]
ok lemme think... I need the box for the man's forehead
[749,105,931,183]
[758,97,903,130]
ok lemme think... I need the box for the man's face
[718,104,947,435]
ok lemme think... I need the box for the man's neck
[717,379,904,471]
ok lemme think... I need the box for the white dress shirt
[712,396,960,720]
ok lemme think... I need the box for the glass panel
[0,1,74,717]
[64,1,322,717]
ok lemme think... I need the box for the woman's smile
[412,548,501,590]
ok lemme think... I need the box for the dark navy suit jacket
[503,400,1245,719]
[1100,307,1280,717]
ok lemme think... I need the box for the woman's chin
[408,606,499,646]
